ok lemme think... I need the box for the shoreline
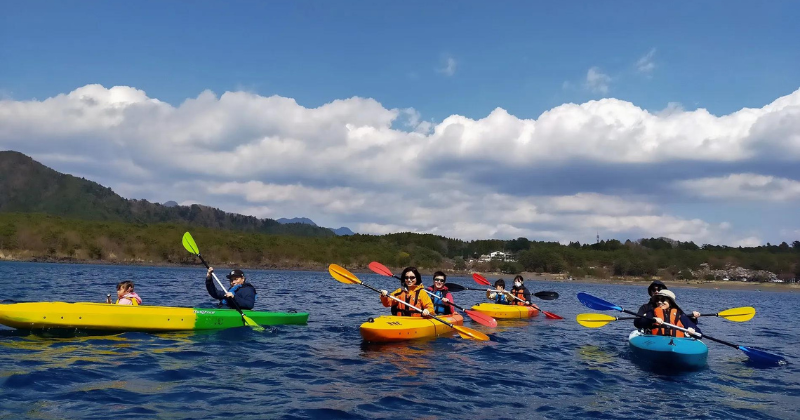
[2,256,798,292]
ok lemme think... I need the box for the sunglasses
[433,278,445,282]
[653,297,669,303]
[403,276,417,280]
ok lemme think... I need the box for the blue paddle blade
[739,346,788,366]
[577,292,623,312]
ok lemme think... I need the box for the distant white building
[478,251,516,262]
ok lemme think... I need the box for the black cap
[226,269,245,280]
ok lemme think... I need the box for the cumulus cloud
[2,83,800,245]
[437,57,457,77]
[636,48,657,75]
[675,173,800,201]
[585,67,611,94]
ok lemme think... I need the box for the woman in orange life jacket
[509,275,540,311]
[634,290,700,337]
[486,279,510,304]
[427,271,455,315]
[380,267,433,317]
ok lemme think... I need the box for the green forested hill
[0,151,334,237]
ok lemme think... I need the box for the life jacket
[510,286,527,306]
[493,290,509,305]
[428,287,452,315]
[116,292,141,306]
[391,286,425,317]
[221,283,257,307]
[651,307,686,337]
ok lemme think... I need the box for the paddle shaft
[620,308,748,350]
[360,281,457,328]
[421,289,467,312]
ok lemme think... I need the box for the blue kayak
[628,330,708,371]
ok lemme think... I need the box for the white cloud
[3,84,800,244]
[585,67,611,94]
[733,236,763,247]
[636,48,657,75]
[675,173,800,201]
[437,57,457,77]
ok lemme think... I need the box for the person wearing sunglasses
[426,271,455,315]
[635,281,700,325]
[634,290,700,336]
[380,266,433,317]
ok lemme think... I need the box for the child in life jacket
[635,290,699,337]
[426,271,455,315]
[509,275,540,310]
[115,280,142,306]
[380,266,433,317]
[486,279,510,304]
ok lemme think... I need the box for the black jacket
[206,278,257,310]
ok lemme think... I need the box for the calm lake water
[1,261,798,419]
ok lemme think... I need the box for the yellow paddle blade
[328,264,362,285]
[182,232,199,255]
[717,306,756,322]
[452,325,490,341]
[243,315,266,332]
[576,313,617,328]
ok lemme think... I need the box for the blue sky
[2,1,800,245]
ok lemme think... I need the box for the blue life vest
[221,284,257,307]
[430,288,452,315]
[494,292,509,305]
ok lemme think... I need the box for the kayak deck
[628,330,708,371]
[360,313,464,342]
[470,303,538,319]
[0,302,309,332]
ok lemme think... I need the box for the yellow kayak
[470,303,538,319]
[0,302,308,331]
[360,313,464,342]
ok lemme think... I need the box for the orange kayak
[470,303,538,319]
[359,313,464,342]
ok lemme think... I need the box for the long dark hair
[399,266,422,288]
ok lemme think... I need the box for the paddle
[182,232,264,332]
[329,264,489,341]
[698,307,756,322]
[446,283,559,300]
[473,273,563,320]
[367,262,497,328]
[578,307,756,328]
[576,292,787,366]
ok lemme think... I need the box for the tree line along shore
[1,213,799,285]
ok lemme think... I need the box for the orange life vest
[391,287,424,317]
[511,287,527,306]
[651,307,686,337]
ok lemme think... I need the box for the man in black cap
[635,280,699,325]
[206,267,257,310]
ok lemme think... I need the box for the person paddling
[634,290,700,336]
[426,271,455,315]
[206,267,257,310]
[380,267,433,317]
[509,275,540,310]
[636,281,699,325]
[486,279,510,304]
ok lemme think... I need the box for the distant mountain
[277,217,355,236]
[163,201,178,207]
[277,217,317,226]
[0,151,335,237]
[330,227,355,236]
